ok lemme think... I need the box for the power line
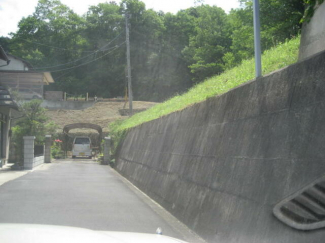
[48,41,126,73]
[30,32,124,70]
[14,37,94,53]
[52,69,75,81]
[31,45,119,70]
[0,41,125,78]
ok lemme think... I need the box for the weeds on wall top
[301,0,325,23]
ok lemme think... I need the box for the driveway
[0,159,203,242]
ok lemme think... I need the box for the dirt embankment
[45,101,157,133]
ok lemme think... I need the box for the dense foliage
[0,0,308,101]
[12,99,57,164]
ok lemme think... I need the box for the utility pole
[253,0,262,78]
[125,11,133,116]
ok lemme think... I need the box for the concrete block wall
[23,136,36,170]
[23,136,50,170]
[41,100,95,110]
[116,50,325,243]
[33,156,44,167]
[44,91,63,100]
[45,135,51,163]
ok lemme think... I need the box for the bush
[12,100,58,165]
[51,139,63,159]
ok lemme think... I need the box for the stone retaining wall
[41,100,95,110]
[116,50,325,243]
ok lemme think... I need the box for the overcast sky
[0,0,241,37]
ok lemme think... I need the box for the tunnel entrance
[63,123,103,158]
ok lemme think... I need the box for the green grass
[110,36,300,137]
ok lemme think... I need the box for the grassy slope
[110,36,300,135]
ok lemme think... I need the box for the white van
[72,136,92,159]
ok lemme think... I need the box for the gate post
[23,136,35,170]
[103,137,111,165]
[45,135,52,163]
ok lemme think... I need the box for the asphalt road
[0,159,203,242]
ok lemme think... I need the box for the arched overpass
[63,123,103,156]
[63,123,102,136]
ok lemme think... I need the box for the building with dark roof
[0,46,19,167]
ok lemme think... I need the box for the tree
[12,100,57,166]
[83,2,125,98]
[8,0,88,93]
[182,5,232,83]
[224,0,305,69]
[223,8,254,69]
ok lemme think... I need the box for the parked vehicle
[72,136,92,159]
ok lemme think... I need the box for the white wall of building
[0,55,29,71]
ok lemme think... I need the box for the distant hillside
[45,101,156,133]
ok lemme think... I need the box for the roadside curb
[110,168,206,243]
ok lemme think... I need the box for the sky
[0,0,241,37]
